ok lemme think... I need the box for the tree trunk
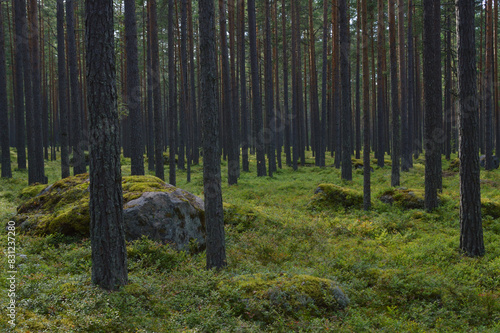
[320,0,329,167]
[199,0,226,270]
[67,0,85,176]
[0,1,11,178]
[149,0,164,180]
[219,0,237,184]
[309,0,320,166]
[239,0,249,172]
[423,0,442,211]
[125,0,144,175]
[264,0,276,176]
[398,0,409,172]
[484,0,494,170]
[407,0,414,168]
[354,0,361,160]
[57,0,69,179]
[248,0,266,176]
[168,0,176,185]
[362,0,371,210]
[456,0,485,257]
[376,0,385,168]
[86,0,128,290]
[389,0,400,187]
[340,0,352,181]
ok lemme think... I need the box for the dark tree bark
[376,0,385,168]
[389,0,400,187]
[283,0,291,167]
[13,0,26,170]
[67,0,85,175]
[146,1,154,172]
[86,0,128,290]
[248,0,266,176]
[199,0,226,270]
[181,0,189,177]
[168,0,176,185]
[273,1,282,169]
[188,0,199,166]
[407,0,414,168]
[484,0,493,170]
[444,9,452,160]
[339,0,352,181]
[320,0,329,167]
[0,1,11,178]
[238,0,249,172]
[17,0,37,184]
[28,0,45,183]
[308,0,320,166]
[57,0,70,179]
[362,0,371,210]
[354,0,361,160]
[423,0,442,211]
[125,0,144,175]
[264,0,276,176]
[398,0,409,172]
[219,0,237,184]
[456,0,484,257]
[149,0,164,180]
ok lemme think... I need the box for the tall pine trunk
[389,0,400,187]
[340,0,352,180]
[0,0,11,178]
[456,0,484,257]
[362,0,371,210]
[57,0,69,178]
[86,0,128,290]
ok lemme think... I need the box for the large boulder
[124,191,205,251]
[480,155,500,169]
[14,174,206,251]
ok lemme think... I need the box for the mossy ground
[0,148,499,332]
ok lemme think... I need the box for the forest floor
[0,148,499,332]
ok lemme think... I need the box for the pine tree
[0,1,11,178]
[57,0,69,179]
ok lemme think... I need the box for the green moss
[308,184,364,210]
[481,198,500,219]
[220,273,349,322]
[15,174,183,237]
[379,188,439,210]
[19,184,48,200]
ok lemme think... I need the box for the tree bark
[456,0,485,257]
[340,0,352,181]
[264,0,276,176]
[239,0,249,172]
[199,0,226,270]
[86,0,128,290]
[67,0,85,176]
[389,0,400,187]
[484,0,494,170]
[125,0,144,175]
[423,0,442,211]
[248,0,266,176]
[168,0,176,185]
[0,1,11,178]
[57,0,70,178]
[362,0,371,210]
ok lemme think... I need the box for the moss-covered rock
[379,188,446,210]
[309,184,364,210]
[379,188,430,209]
[220,273,349,322]
[481,198,500,219]
[18,184,49,200]
[14,174,191,238]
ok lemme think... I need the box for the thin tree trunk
[355,0,361,160]
[320,0,329,167]
[57,0,69,178]
[309,0,320,166]
[340,0,352,180]
[168,0,176,185]
[239,0,249,172]
[125,0,144,175]
[484,0,494,170]
[407,0,414,167]
[67,0,85,176]
[0,1,11,178]
[13,0,26,171]
[283,0,291,167]
[398,0,409,171]
[248,0,266,176]
[389,0,400,187]
[362,0,371,209]
[376,0,385,168]
[264,0,276,176]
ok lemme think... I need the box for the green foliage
[1,149,500,332]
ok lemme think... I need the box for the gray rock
[123,190,206,251]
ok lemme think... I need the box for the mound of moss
[223,202,258,231]
[448,158,460,172]
[379,188,429,210]
[15,174,177,236]
[220,273,349,322]
[481,198,500,219]
[309,184,364,210]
